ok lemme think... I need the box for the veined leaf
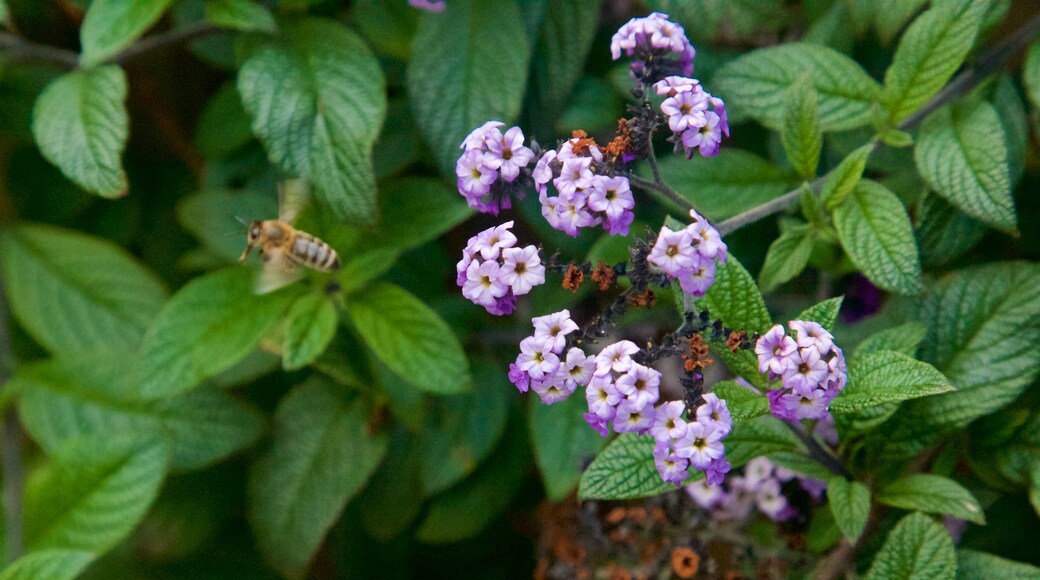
[915,100,1015,232]
[820,144,871,210]
[714,42,881,132]
[865,512,956,580]
[238,18,386,223]
[24,434,169,552]
[31,66,129,197]
[957,549,1040,579]
[877,474,984,524]
[992,75,1027,186]
[833,180,923,295]
[795,296,844,331]
[578,434,672,500]
[758,227,814,291]
[916,192,986,269]
[711,381,768,425]
[16,351,263,470]
[529,392,608,501]
[830,351,952,413]
[194,82,256,160]
[79,0,175,66]
[282,293,338,371]
[362,178,475,253]
[359,431,424,541]
[205,0,276,33]
[0,550,94,580]
[0,223,167,353]
[781,75,822,179]
[248,379,388,579]
[138,268,297,398]
[408,0,531,173]
[874,0,929,45]
[827,478,870,542]
[1024,41,1040,112]
[853,322,927,358]
[880,0,987,123]
[346,282,471,395]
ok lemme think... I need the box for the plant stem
[109,23,217,66]
[784,420,849,478]
[628,174,694,214]
[0,32,79,68]
[0,272,22,564]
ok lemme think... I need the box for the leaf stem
[0,272,23,564]
[628,173,694,214]
[0,32,79,68]
[784,420,849,478]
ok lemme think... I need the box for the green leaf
[916,192,986,269]
[880,0,987,123]
[346,282,471,395]
[31,66,129,197]
[0,550,94,580]
[177,188,278,263]
[827,478,871,542]
[831,351,952,414]
[714,42,882,132]
[238,18,386,223]
[758,228,814,291]
[419,359,509,495]
[991,75,1027,186]
[711,381,768,425]
[915,100,1016,232]
[957,550,1040,580]
[1030,462,1040,518]
[407,0,531,172]
[854,322,927,358]
[875,262,1040,459]
[795,296,844,331]
[248,379,388,579]
[79,0,175,66]
[820,144,871,210]
[282,293,338,371]
[768,451,835,481]
[194,81,256,160]
[833,180,923,295]
[205,0,276,33]
[0,223,167,353]
[578,434,672,500]
[138,268,297,398]
[529,392,608,501]
[877,474,984,524]
[654,150,795,220]
[359,432,424,541]
[15,351,263,470]
[807,505,842,553]
[25,434,169,552]
[363,178,475,253]
[865,512,957,580]
[417,415,527,543]
[335,248,400,294]
[1024,41,1040,112]
[874,0,929,45]
[781,75,823,179]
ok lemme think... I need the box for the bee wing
[254,248,303,295]
[278,179,310,223]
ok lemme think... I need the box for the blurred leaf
[0,550,94,580]
[795,296,844,330]
[915,100,1015,232]
[238,18,386,223]
[714,42,881,131]
[529,392,607,501]
[865,512,956,580]
[282,292,338,371]
[992,75,1027,186]
[758,227,814,291]
[177,188,278,262]
[578,434,667,500]
[820,144,871,210]
[205,0,276,33]
[654,150,794,221]
[831,351,951,414]
[0,223,167,353]
[195,81,255,160]
[416,415,527,544]
[350,0,418,61]
[1023,41,1040,112]
[15,351,263,470]
[79,0,175,66]
[712,381,768,424]
[650,0,787,44]
[372,98,420,178]
[877,474,985,524]
[139,268,297,398]
[336,248,400,294]
[359,432,424,541]
[768,450,834,481]
[853,322,927,358]
[407,0,531,173]
[419,359,509,495]
[0,63,62,141]
[554,76,624,134]
[31,66,128,197]
[346,282,471,395]
[880,0,987,123]
[781,74,822,179]
[915,192,987,269]
[807,506,842,553]
[956,550,1040,579]
[364,178,474,253]
[874,0,928,45]
[248,379,388,580]
[827,477,870,542]
[833,180,923,295]
[25,434,169,552]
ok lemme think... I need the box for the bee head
[240,220,264,263]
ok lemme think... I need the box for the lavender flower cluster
[534,136,636,237]
[456,122,535,215]
[648,209,727,297]
[655,76,729,158]
[610,12,694,79]
[651,394,732,486]
[755,322,847,421]
[508,310,596,404]
[457,221,545,315]
[686,457,827,522]
[583,341,662,437]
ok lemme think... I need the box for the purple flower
[661,89,708,132]
[456,150,497,199]
[648,226,697,277]
[686,479,724,508]
[409,0,445,12]
[560,347,595,388]
[473,221,517,260]
[675,422,724,469]
[610,12,695,80]
[755,324,798,376]
[586,374,622,420]
[755,478,790,521]
[654,76,699,97]
[531,374,575,405]
[615,363,662,410]
[594,340,640,375]
[485,126,535,182]
[508,362,530,393]
[695,393,732,437]
[500,245,545,296]
[613,399,655,434]
[516,336,560,380]
[460,121,504,151]
[681,111,723,158]
[532,310,579,353]
[458,221,545,314]
[781,347,829,395]
[653,440,690,485]
[677,258,716,297]
[689,214,726,261]
[651,400,688,442]
[455,122,534,214]
[485,293,517,316]
[584,412,610,437]
[587,176,635,220]
[462,260,507,307]
[703,457,731,486]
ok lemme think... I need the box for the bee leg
[239,244,254,263]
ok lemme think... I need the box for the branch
[0,271,22,564]
[784,420,849,479]
[109,22,218,66]
[628,174,694,214]
[0,31,79,68]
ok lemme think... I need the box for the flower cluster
[648,209,727,297]
[686,457,826,522]
[755,321,847,421]
[533,136,636,237]
[456,122,536,215]
[408,0,445,12]
[610,12,695,80]
[655,76,729,158]
[457,221,544,315]
[650,394,732,486]
[508,310,595,404]
[582,341,662,437]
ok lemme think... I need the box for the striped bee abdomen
[291,233,340,271]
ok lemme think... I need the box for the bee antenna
[234,215,250,227]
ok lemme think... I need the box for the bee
[240,180,340,293]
